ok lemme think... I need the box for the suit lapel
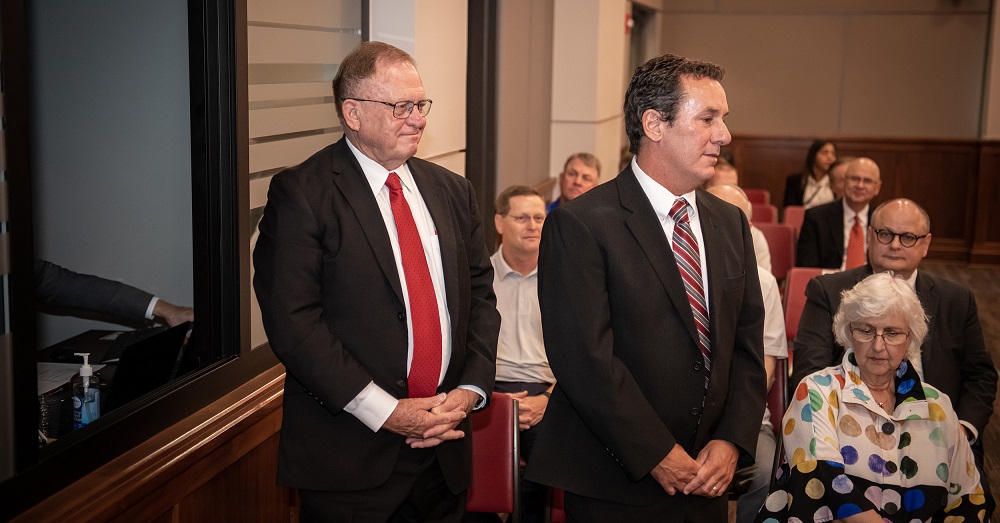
[915,272,939,362]
[329,138,405,305]
[618,170,700,346]
[410,161,460,316]
[831,203,845,260]
[695,192,724,343]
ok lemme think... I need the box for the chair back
[782,205,805,238]
[767,358,788,439]
[751,203,778,224]
[744,188,770,205]
[782,267,826,343]
[754,223,795,284]
[466,393,520,519]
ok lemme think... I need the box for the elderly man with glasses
[254,41,500,522]
[792,198,997,516]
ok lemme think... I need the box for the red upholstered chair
[754,223,795,285]
[466,393,521,522]
[750,203,778,224]
[744,188,770,205]
[782,267,827,346]
[767,358,788,439]
[549,488,566,523]
[782,205,805,239]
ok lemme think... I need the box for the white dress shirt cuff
[145,297,159,320]
[959,420,979,444]
[459,385,488,410]
[343,381,399,432]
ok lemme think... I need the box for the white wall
[29,0,193,347]
[370,0,468,175]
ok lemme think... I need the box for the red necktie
[669,198,711,389]
[845,216,865,269]
[385,173,442,398]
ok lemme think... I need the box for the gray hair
[832,272,928,363]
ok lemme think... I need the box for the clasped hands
[383,388,478,448]
[650,440,739,498]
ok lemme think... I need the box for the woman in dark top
[783,139,837,208]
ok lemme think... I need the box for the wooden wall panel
[972,142,1000,265]
[11,366,295,523]
[730,135,987,264]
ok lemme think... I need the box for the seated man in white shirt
[706,185,787,523]
[490,185,553,523]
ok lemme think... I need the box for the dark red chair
[750,203,778,224]
[754,223,795,285]
[744,188,770,205]
[466,393,521,522]
[782,205,805,239]
[768,358,788,439]
[782,267,827,345]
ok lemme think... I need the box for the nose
[714,121,732,145]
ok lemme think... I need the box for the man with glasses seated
[796,157,882,269]
[792,198,997,516]
[472,185,552,523]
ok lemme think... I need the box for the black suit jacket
[525,167,766,507]
[252,137,500,492]
[35,259,154,320]
[792,265,997,436]
[783,172,805,207]
[796,199,873,269]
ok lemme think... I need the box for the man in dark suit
[253,41,499,522]
[793,197,997,450]
[796,157,881,268]
[525,54,766,522]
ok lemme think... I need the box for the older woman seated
[757,272,987,522]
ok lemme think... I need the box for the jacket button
[396,380,407,388]
[693,361,703,371]
[689,407,701,416]
[882,422,894,435]
[397,312,405,321]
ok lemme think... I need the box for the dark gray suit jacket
[35,259,154,320]
[253,137,500,492]
[796,199,873,269]
[792,265,997,436]
[525,167,766,507]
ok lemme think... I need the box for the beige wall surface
[662,1,991,139]
[496,0,555,189]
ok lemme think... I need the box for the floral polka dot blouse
[755,350,987,522]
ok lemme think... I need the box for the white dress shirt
[759,265,788,425]
[632,157,710,315]
[802,174,835,209]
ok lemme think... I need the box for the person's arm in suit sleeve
[795,211,821,268]
[783,174,800,207]
[253,173,462,439]
[35,258,155,321]
[955,291,997,440]
[790,277,838,389]
[537,207,677,484]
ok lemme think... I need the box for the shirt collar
[841,349,928,412]
[631,157,699,222]
[345,135,416,197]
[493,245,537,279]
[842,200,870,226]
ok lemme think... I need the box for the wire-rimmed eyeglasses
[346,98,433,119]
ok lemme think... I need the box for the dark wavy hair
[623,54,725,154]
[802,139,836,187]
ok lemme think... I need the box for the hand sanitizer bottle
[72,353,100,429]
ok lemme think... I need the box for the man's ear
[494,214,504,236]
[343,99,362,131]
[642,109,664,144]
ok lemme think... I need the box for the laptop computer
[103,321,191,411]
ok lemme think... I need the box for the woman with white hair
[756,272,987,522]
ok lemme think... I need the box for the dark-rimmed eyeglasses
[346,98,433,119]
[851,326,909,346]
[871,228,928,248]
